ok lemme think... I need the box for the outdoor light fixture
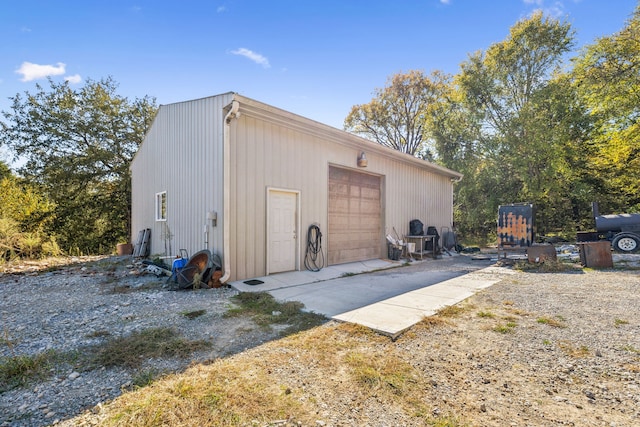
[357,151,368,167]
[208,210,218,227]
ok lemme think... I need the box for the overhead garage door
[328,166,382,265]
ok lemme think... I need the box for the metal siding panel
[231,114,270,280]
[348,153,454,245]
[131,94,230,261]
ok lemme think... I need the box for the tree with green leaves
[572,4,640,213]
[439,12,587,238]
[0,160,11,180]
[0,161,59,259]
[0,77,157,254]
[344,70,450,158]
[0,175,59,259]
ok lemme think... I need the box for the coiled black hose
[304,224,325,272]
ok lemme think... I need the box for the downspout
[219,100,240,284]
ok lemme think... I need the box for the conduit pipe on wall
[219,100,240,284]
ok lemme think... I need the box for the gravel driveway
[1,254,640,426]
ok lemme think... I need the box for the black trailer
[590,203,640,253]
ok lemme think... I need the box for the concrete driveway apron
[230,255,515,338]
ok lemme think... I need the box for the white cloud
[523,0,566,19]
[217,6,226,13]
[544,5,565,18]
[65,74,82,84]
[440,0,451,4]
[231,48,270,68]
[15,61,66,82]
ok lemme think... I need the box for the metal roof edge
[157,91,236,107]
[230,93,463,180]
[133,92,463,180]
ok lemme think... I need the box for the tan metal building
[130,93,462,282]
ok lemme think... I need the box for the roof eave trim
[230,94,463,180]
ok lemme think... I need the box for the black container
[387,243,401,260]
[576,231,599,242]
[409,219,424,236]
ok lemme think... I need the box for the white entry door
[268,190,298,274]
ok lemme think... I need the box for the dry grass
[476,310,495,318]
[537,316,567,328]
[558,340,591,358]
[512,259,578,272]
[614,318,629,327]
[435,303,474,318]
[88,321,469,427]
[101,362,304,426]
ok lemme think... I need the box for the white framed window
[155,191,167,221]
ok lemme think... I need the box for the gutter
[219,100,240,284]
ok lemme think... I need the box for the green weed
[86,327,211,369]
[436,304,472,318]
[181,309,206,320]
[493,323,517,334]
[0,350,63,392]
[132,368,165,388]
[477,311,495,318]
[614,318,629,327]
[225,292,326,335]
[621,345,639,354]
[537,317,567,328]
[513,259,576,272]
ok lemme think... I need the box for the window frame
[155,191,167,221]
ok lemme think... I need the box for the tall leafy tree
[0,77,157,253]
[344,70,450,158]
[572,4,640,212]
[444,12,584,237]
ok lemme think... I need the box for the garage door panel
[328,166,382,265]
[360,199,380,212]
[361,187,380,199]
[330,183,349,196]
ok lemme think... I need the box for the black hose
[304,224,325,272]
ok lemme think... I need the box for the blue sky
[0,0,637,136]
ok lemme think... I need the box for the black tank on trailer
[592,202,640,253]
